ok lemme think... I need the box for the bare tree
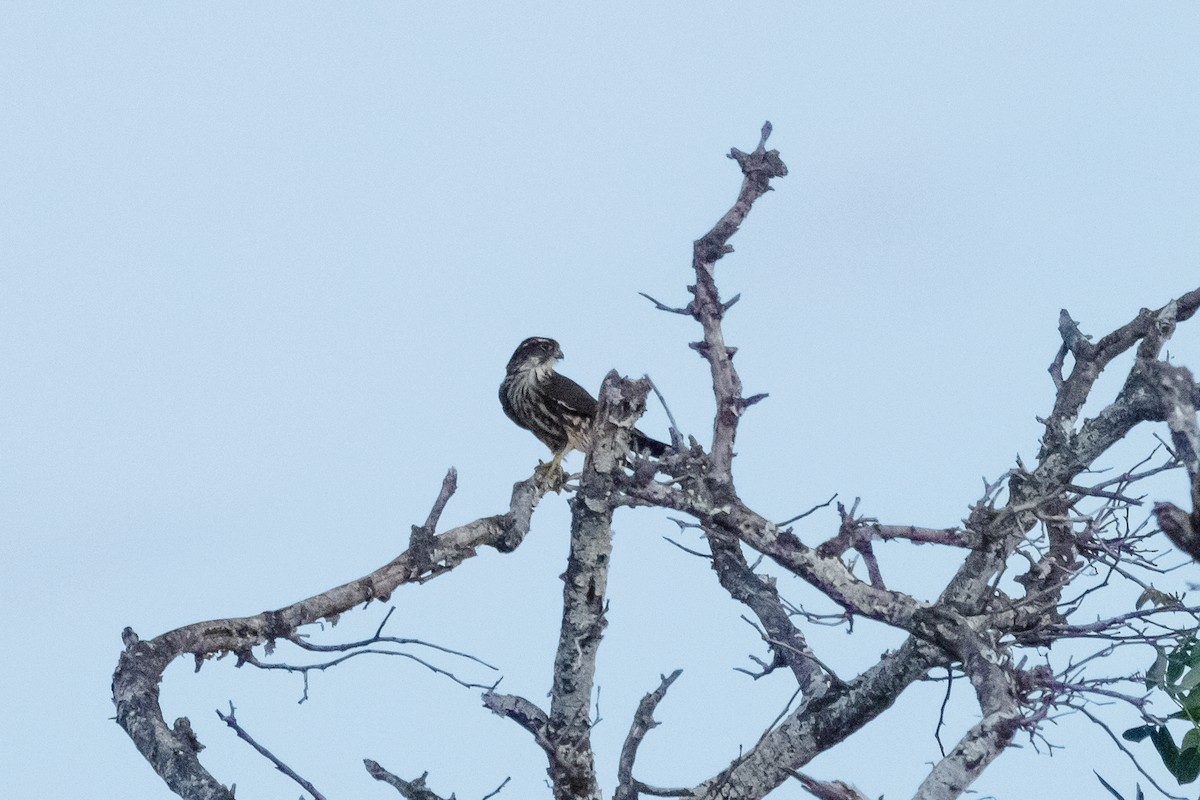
[113,124,1200,800]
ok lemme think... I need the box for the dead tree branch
[690,120,787,477]
[364,761,453,800]
[545,372,653,800]
[112,475,547,799]
[615,670,684,800]
[114,123,1200,800]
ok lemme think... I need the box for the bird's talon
[534,461,568,492]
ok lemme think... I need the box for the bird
[499,336,667,487]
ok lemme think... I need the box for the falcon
[499,336,667,486]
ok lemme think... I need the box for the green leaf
[1181,686,1200,714]
[1146,647,1169,689]
[1123,724,1156,742]
[1177,746,1200,784]
[1186,728,1200,752]
[1179,666,1200,693]
[1151,726,1179,771]
[1168,653,1188,686]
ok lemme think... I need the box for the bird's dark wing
[549,373,667,457]
[544,373,598,418]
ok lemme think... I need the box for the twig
[756,686,803,743]
[661,535,713,559]
[934,665,953,758]
[244,647,496,694]
[216,702,327,800]
[1088,452,1179,492]
[647,376,685,448]
[777,494,838,527]
[290,615,499,670]
[1070,703,1188,800]
[480,776,511,800]
[1066,482,1144,505]
[638,291,691,315]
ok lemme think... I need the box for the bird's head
[506,337,564,377]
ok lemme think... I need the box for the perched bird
[499,336,667,485]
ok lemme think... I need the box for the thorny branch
[115,125,1200,800]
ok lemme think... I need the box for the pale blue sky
[3,4,1199,798]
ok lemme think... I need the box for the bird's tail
[633,429,669,457]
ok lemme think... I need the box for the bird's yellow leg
[535,451,568,491]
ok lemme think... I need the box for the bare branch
[690,122,787,476]
[647,376,685,450]
[873,524,977,548]
[1039,289,1200,462]
[421,468,458,532]
[480,776,512,800]
[1066,482,1145,505]
[934,666,956,758]
[216,702,326,800]
[639,291,691,316]
[777,494,837,527]
[911,639,1022,800]
[291,612,500,670]
[623,479,926,630]
[785,769,870,800]
[112,475,548,797]
[615,670,683,800]
[634,784,695,797]
[661,535,714,560]
[482,691,552,754]
[364,761,452,800]
[706,526,831,694]
[687,637,945,799]
[243,645,496,693]
[540,373,654,800]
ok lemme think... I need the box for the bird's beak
[554,345,564,360]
